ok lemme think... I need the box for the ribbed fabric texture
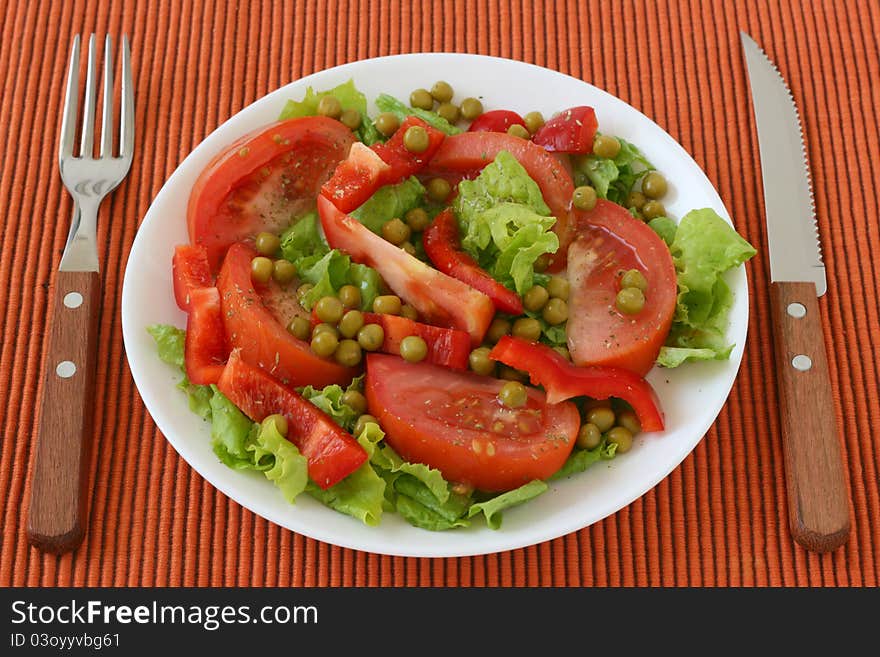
[1,0,877,586]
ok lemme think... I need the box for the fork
[27,34,134,553]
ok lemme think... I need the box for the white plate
[122,54,748,558]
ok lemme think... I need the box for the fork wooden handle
[27,270,101,554]
[769,281,850,552]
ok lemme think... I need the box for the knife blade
[741,32,850,552]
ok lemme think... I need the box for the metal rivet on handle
[787,302,806,318]
[56,361,77,378]
[63,292,83,308]
[792,354,812,371]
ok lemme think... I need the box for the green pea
[572,185,597,211]
[272,259,297,284]
[487,317,511,343]
[468,347,495,376]
[553,345,571,361]
[507,124,530,140]
[410,88,434,110]
[626,190,647,210]
[353,414,378,437]
[617,410,642,436]
[315,296,344,324]
[339,108,362,130]
[357,323,385,351]
[641,200,665,220]
[317,95,342,119]
[498,366,527,382]
[546,276,570,301]
[338,284,361,309]
[287,316,311,341]
[312,322,339,339]
[641,171,668,199]
[542,298,568,326]
[310,330,338,358]
[264,414,288,437]
[372,295,402,315]
[374,112,400,137]
[511,317,542,341]
[334,339,363,367]
[404,207,430,232]
[255,231,281,256]
[250,256,273,284]
[338,310,365,338]
[620,269,648,291]
[460,97,483,120]
[400,304,418,320]
[498,381,528,408]
[607,426,634,453]
[593,134,621,159]
[522,285,549,312]
[400,335,428,362]
[430,80,454,103]
[436,102,460,124]
[534,253,551,273]
[296,282,314,302]
[403,125,430,153]
[341,390,368,415]
[576,423,601,450]
[426,177,451,203]
[523,111,545,134]
[616,287,645,314]
[586,405,615,433]
[382,217,411,245]
[400,241,416,256]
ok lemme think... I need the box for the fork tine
[119,35,134,159]
[100,35,114,158]
[79,34,98,158]
[59,34,81,160]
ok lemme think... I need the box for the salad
[150,78,756,531]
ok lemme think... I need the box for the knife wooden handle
[27,270,101,554]
[769,281,850,552]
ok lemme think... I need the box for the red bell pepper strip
[531,106,599,154]
[172,244,212,312]
[318,195,494,346]
[467,109,527,134]
[489,336,665,432]
[372,116,446,184]
[310,308,471,370]
[422,208,524,315]
[184,286,228,385]
[320,142,392,213]
[217,349,368,489]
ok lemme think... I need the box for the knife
[740,32,850,552]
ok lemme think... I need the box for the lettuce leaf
[648,216,677,246]
[351,176,425,234]
[374,93,462,135]
[550,440,617,481]
[296,248,381,312]
[279,211,327,267]
[467,480,548,530]
[391,474,471,529]
[279,79,382,145]
[249,417,309,503]
[370,443,450,504]
[658,209,756,367]
[454,151,558,295]
[306,422,386,526]
[298,376,364,432]
[147,324,214,419]
[572,137,653,205]
[209,388,267,471]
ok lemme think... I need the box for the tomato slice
[566,200,677,376]
[309,308,471,370]
[426,131,575,271]
[172,244,212,312]
[489,336,664,432]
[318,196,494,346]
[531,106,598,154]
[184,286,228,385]
[372,115,446,183]
[187,116,354,270]
[217,349,367,488]
[320,142,391,213]
[422,208,524,315]
[217,242,360,388]
[467,109,527,133]
[364,353,579,492]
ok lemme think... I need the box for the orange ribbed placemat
[1,0,877,587]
